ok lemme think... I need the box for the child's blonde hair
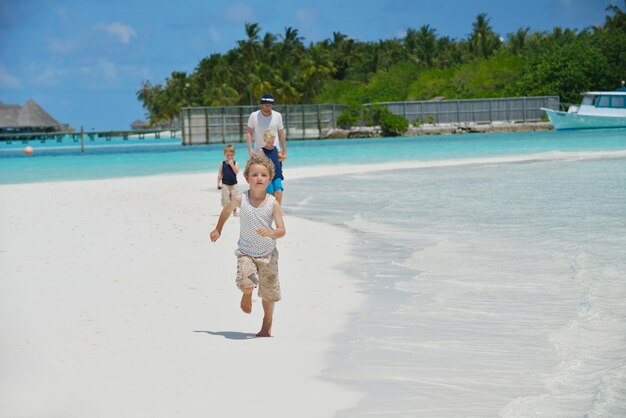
[263,129,276,142]
[244,152,275,180]
[223,144,236,154]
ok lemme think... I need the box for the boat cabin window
[592,95,626,108]
[582,96,594,106]
[611,96,625,108]
[594,96,611,107]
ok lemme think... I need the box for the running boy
[217,144,239,216]
[261,129,285,205]
[210,153,286,337]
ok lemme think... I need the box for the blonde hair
[223,144,236,154]
[244,152,275,179]
[263,129,276,142]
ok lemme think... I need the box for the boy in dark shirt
[217,144,240,216]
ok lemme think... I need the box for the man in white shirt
[246,94,287,159]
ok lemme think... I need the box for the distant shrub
[337,104,362,128]
[362,104,389,127]
[337,103,408,136]
[380,112,409,136]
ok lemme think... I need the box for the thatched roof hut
[0,100,63,133]
[131,119,149,130]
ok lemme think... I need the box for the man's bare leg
[256,299,274,337]
[240,288,253,313]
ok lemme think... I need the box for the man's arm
[278,128,287,158]
[246,127,254,156]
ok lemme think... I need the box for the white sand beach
[0,174,363,417]
[3,150,626,417]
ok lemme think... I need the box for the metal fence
[180,104,345,145]
[180,96,559,145]
[370,96,560,125]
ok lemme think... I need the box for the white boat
[540,88,626,130]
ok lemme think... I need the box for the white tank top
[237,191,276,257]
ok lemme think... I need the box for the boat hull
[541,108,626,130]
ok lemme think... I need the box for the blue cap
[260,94,275,104]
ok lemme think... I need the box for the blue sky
[0,0,615,131]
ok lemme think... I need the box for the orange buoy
[24,146,34,155]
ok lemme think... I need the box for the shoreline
[0,174,364,417]
[325,121,553,138]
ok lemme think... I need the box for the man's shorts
[221,184,238,207]
[266,178,283,194]
[235,248,281,302]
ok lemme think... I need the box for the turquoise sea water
[1,128,626,185]
[2,128,626,416]
[281,129,626,417]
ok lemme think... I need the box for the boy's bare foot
[256,319,272,337]
[256,299,274,337]
[240,291,252,314]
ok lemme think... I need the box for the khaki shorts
[235,248,281,302]
[221,184,238,207]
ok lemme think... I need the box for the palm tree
[249,62,276,102]
[405,25,437,67]
[300,43,337,102]
[136,80,153,111]
[469,13,502,58]
[238,22,261,58]
[605,1,626,31]
[136,80,161,122]
[435,36,465,68]
[205,84,240,106]
[507,27,530,54]
[372,39,406,72]
[272,68,301,104]
[278,27,305,58]
[162,71,191,123]
[238,22,262,104]
[325,32,360,80]
[261,32,279,66]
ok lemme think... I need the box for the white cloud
[0,63,20,88]
[209,26,221,43]
[99,59,118,82]
[55,5,70,19]
[33,66,68,87]
[96,22,137,44]
[225,3,254,23]
[79,58,118,83]
[50,38,79,54]
[295,8,317,28]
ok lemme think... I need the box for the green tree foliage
[137,7,626,126]
[510,26,626,103]
[336,104,363,129]
[335,104,408,136]
[405,25,437,66]
[408,53,523,99]
[359,62,421,103]
[604,1,626,31]
[468,14,502,58]
[379,111,409,136]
